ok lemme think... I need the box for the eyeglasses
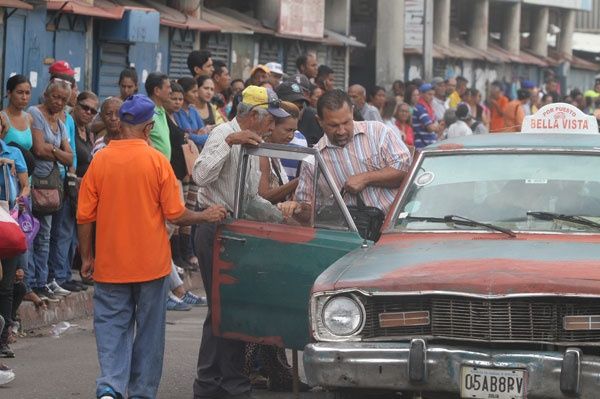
[51,77,73,89]
[78,102,98,115]
[249,98,281,112]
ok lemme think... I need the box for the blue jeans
[94,277,169,399]
[27,213,54,289]
[48,198,75,284]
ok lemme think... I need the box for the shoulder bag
[31,162,64,215]
[343,190,386,242]
[0,164,27,257]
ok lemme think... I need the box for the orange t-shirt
[502,100,525,133]
[77,139,185,283]
[489,95,509,133]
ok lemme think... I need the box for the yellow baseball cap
[242,85,289,118]
[250,64,270,76]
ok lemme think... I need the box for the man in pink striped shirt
[280,89,412,219]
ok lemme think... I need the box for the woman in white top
[258,101,301,204]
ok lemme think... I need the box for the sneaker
[72,280,88,291]
[166,294,192,311]
[97,386,117,399]
[60,280,82,292]
[182,291,207,307]
[0,364,15,385]
[175,265,185,275]
[48,280,71,296]
[0,344,14,358]
[33,287,60,303]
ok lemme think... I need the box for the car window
[393,153,600,232]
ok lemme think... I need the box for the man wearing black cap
[191,86,289,399]
[277,81,324,146]
[78,94,227,399]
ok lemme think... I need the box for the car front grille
[361,295,600,344]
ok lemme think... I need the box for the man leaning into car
[279,89,412,219]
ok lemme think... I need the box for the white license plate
[461,366,527,399]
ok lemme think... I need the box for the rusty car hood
[313,232,600,297]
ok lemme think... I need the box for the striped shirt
[412,100,437,149]
[295,121,411,214]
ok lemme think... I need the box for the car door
[212,144,366,350]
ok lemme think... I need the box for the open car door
[212,144,365,350]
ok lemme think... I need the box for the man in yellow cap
[248,64,270,87]
[191,85,288,399]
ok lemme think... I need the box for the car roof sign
[522,103,598,134]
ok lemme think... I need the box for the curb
[19,270,205,331]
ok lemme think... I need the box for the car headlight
[321,296,364,336]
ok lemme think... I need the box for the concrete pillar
[501,2,521,55]
[376,0,404,88]
[530,7,549,57]
[558,9,576,57]
[468,0,489,50]
[433,0,450,48]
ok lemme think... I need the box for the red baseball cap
[49,60,75,77]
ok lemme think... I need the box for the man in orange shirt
[502,89,529,133]
[489,81,509,132]
[77,95,227,399]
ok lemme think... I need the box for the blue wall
[129,26,169,95]
[54,14,87,90]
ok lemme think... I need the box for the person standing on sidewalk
[192,86,289,399]
[77,94,227,399]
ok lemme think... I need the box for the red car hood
[314,233,600,297]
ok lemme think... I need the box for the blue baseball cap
[521,80,536,89]
[119,94,156,125]
[419,83,434,93]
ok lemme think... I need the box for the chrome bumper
[303,340,600,398]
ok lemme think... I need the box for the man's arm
[78,223,95,279]
[168,205,228,226]
[344,167,406,194]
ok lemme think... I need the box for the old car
[211,104,600,398]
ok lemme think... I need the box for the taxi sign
[522,103,598,134]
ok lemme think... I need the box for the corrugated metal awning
[201,8,253,34]
[0,0,33,10]
[324,29,366,47]
[213,7,274,35]
[140,0,219,31]
[46,0,122,19]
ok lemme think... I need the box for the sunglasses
[78,102,98,115]
[249,98,281,112]
[52,77,73,89]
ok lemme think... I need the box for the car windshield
[393,152,600,233]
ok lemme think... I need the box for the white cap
[266,62,283,76]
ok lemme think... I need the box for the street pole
[423,0,434,81]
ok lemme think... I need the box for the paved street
[3,305,326,399]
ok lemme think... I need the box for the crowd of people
[0,47,598,395]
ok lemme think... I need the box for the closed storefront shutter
[169,30,194,79]
[329,46,346,89]
[97,42,128,100]
[285,41,306,75]
[258,38,281,65]
[202,33,231,67]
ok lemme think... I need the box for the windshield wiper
[527,211,600,231]
[405,214,517,237]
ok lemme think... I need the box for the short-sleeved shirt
[28,106,68,177]
[489,95,509,132]
[174,106,205,135]
[149,106,171,160]
[412,102,437,149]
[0,139,27,206]
[77,139,185,283]
[295,121,412,215]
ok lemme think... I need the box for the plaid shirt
[295,121,411,214]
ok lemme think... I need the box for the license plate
[461,366,527,399]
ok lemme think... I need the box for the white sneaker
[0,366,15,385]
[48,281,71,297]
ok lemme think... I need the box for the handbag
[0,166,26,257]
[65,172,79,215]
[182,140,200,177]
[31,162,64,215]
[343,190,386,242]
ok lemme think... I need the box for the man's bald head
[348,84,366,108]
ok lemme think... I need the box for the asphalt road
[2,305,328,399]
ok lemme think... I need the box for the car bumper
[303,340,600,398]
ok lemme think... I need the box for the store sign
[279,0,324,39]
[522,103,598,134]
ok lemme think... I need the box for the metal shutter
[169,30,194,79]
[328,46,346,89]
[258,38,281,65]
[202,33,231,68]
[97,42,128,100]
[285,41,306,75]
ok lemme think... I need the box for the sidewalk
[18,271,204,331]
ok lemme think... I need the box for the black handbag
[65,172,79,216]
[31,163,64,215]
[343,191,385,242]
